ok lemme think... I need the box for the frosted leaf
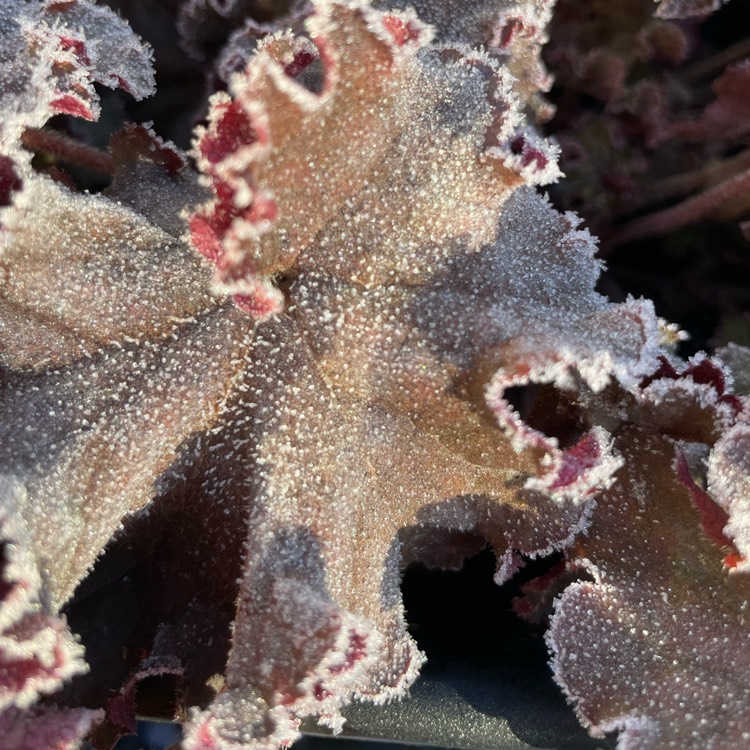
[0,0,154,165]
[0,477,89,714]
[184,578,382,748]
[0,0,693,748]
[374,0,556,120]
[549,436,750,749]
[178,302,593,748]
[189,0,561,316]
[0,179,214,370]
[0,302,252,609]
[0,705,102,750]
[626,355,742,446]
[708,420,750,573]
[461,191,663,500]
[716,343,750,396]
[655,0,728,18]
[1,47,254,615]
[547,363,750,749]
[173,3,666,744]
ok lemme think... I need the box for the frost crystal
[709,420,750,573]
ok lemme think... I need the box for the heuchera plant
[1,1,749,749]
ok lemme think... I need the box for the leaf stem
[609,165,750,246]
[21,127,114,176]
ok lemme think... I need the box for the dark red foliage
[50,95,95,120]
[675,452,742,568]
[197,100,258,166]
[0,156,22,207]
[381,14,422,46]
[59,36,91,65]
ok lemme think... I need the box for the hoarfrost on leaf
[189,0,562,315]
[177,1,662,745]
[547,360,750,749]
[0,0,154,167]
[654,0,729,19]
[708,419,750,573]
[2,0,748,749]
[0,476,102,746]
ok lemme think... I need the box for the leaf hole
[503,383,588,449]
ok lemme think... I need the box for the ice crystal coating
[189,0,561,317]
[0,151,254,616]
[178,2,663,746]
[3,0,660,746]
[0,179,213,371]
[0,477,87,708]
[0,476,101,747]
[374,0,556,120]
[548,360,750,749]
[716,343,750,396]
[0,0,154,165]
[2,1,749,749]
[0,0,162,737]
[655,0,728,18]
[708,419,750,572]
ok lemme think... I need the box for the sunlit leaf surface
[1,2,749,750]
